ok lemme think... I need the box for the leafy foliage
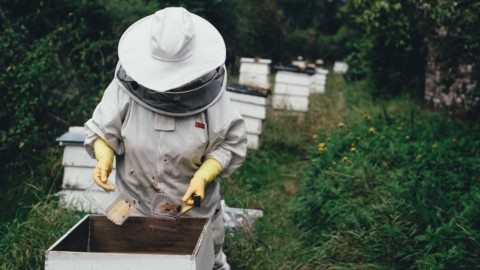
[340,0,480,100]
[0,0,119,221]
[293,108,480,268]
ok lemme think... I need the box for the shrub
[293,110,480,268]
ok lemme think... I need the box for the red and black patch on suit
[195,122,205,129]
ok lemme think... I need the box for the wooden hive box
[227,83,270,150]
[45,215,214,270]
[239,57,272,86]
[56,127,116,211]
[272,70,311,112]
[310,68,329,94]
[333,61,349,74]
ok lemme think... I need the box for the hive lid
[273,64,315,75]
[226,83,270,97]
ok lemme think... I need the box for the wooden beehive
[56,127,116,212]
[310,68,329,94]
[272,70,311,112]
[227,83,270,150]
[45,215,214,270]
[333,61,349,74]
[238,57,272,86]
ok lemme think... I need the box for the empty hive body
[45,215,214,270]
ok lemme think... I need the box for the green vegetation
[222,75,480,269]
[1,1,479,269]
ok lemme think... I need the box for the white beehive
[56,127,116,211]
[238,57,272,87]
[310,68,329,94]
[272,71,311,112]
[45,215,214,270]
[333,61,349,74]
[227,83,269,150]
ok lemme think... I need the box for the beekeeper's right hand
[93,138,115,191]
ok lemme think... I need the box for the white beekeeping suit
[83,7,247,270]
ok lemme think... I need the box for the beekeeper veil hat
[116,7,227,116]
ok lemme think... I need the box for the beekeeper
[83,7,247,270]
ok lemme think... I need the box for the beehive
[45,215,214,270]
[333,61,349,74]
[56,127,116,211]
[272,70,311,112]
[310,68,329,94]
[227,83,269,150]
[238,57,272,87]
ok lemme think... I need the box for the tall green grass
[291,82,480,268]
[0,197,84,270]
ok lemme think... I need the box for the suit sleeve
[84,80,131,158]
[205,91,248,178]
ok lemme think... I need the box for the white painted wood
[333,61,349,74]
[315,68,329,75]
[272,94,309,112]
[274,82,310,97]
[240,57,272,65]
[62,145,116,168]
[239,58,272,86]
[310,84,326,94]
[247,134,261,150]
[243,117,263,135]
[45,215,214,270]
[239,62,270,75]
[239,73,270,85]
[275,71,311,86]
[231,100,267,119]
[56,126,86,146]
[291,60,307,68]
[58,190,102,212]
[227,91,269,106]
[62,166,116,190]
[311,74,327,82]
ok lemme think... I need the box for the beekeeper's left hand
[182,158,222,205]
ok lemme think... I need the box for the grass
[1,73,478,269]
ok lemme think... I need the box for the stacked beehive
[310,67,329,94]
[238,57,271,87]
[227,83,269,150]
[333,61,349,74]
[228,57,272,150]
[56,126,116,211]
[272,65,314,113]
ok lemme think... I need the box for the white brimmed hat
[118,7,226,92]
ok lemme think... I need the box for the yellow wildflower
[317,143,327,153]
[341,156,348,162]
[369,127,376,134]
[405,135,410,140]
[363,114,372,121]
[312,134,318,141]
[337,122,345,128]
[350,147,356,153]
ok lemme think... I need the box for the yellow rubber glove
[93,138,115,191]
[181,158,223,206]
